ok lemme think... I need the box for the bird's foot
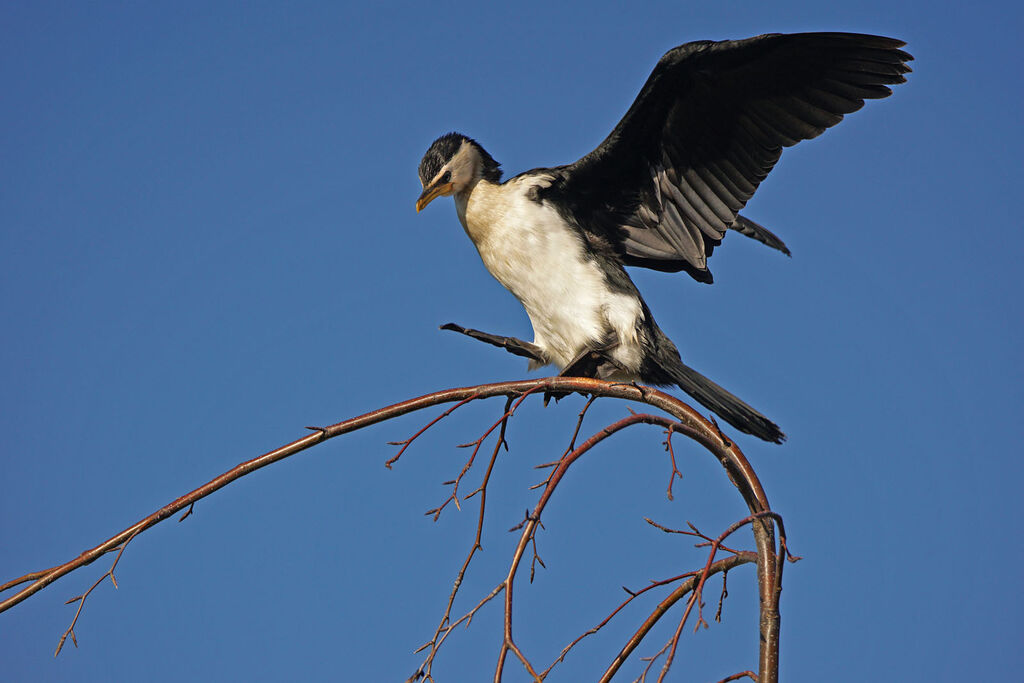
[707,415,732,449]
[608,380,649,398]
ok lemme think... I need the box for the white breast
[455,177,644,372]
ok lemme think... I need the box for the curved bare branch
[0,377,784,681]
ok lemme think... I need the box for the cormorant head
[416,132,502,211]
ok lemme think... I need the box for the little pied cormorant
[415,32,912,444]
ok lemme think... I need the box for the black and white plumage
[415,32,912,443]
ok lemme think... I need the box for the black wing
[545,32,912,282]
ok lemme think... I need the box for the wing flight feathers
[549,32,911,281]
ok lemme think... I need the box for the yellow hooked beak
[415,181,454,212]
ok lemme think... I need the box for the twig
[637,638,672,683]
[715,569,729,623]
[657,512,792,682]
[411,582,506,682]
[713,671,757,682]
[542,553,756,679]
[415,397,515,680]
[662,426,685,500]
[596,553,755,683]
[644,518,744,558]
[425,388,542,520]
[55,528,141,656]
[386,395,482,468]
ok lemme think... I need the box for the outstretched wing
[546,32,912,282]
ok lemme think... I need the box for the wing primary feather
[683,166,737,223]
[658,155,729,231]
[744,109,801,147]
[797,86,865,115]
[818,77,894,101]
[693,163,745,213]
[787,95,846,128]
[706,154,759,199]
[721,126,778,181]
[832,68,908,86]
[835,58,912,76]
[662,176,725,239]
[751,100,827,141]
[659,198,707,266]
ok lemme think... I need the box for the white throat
[453,175,644,373]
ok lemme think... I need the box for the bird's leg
[559,349,608,379]
[439,323,546,362]
[559,334,623,378]
[542,351,602,406]
[545,337,624,405]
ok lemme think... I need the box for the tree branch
[1,377,786,682]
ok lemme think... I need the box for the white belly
[457,178,644,371]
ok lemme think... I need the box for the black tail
[730,215,791,256]
[663,357,786,444]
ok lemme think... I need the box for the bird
[415,32,912,443]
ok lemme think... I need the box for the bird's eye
[441,170,452,184]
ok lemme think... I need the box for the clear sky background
[2,2,1021,681]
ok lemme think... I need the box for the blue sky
[2,2,1021,681]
